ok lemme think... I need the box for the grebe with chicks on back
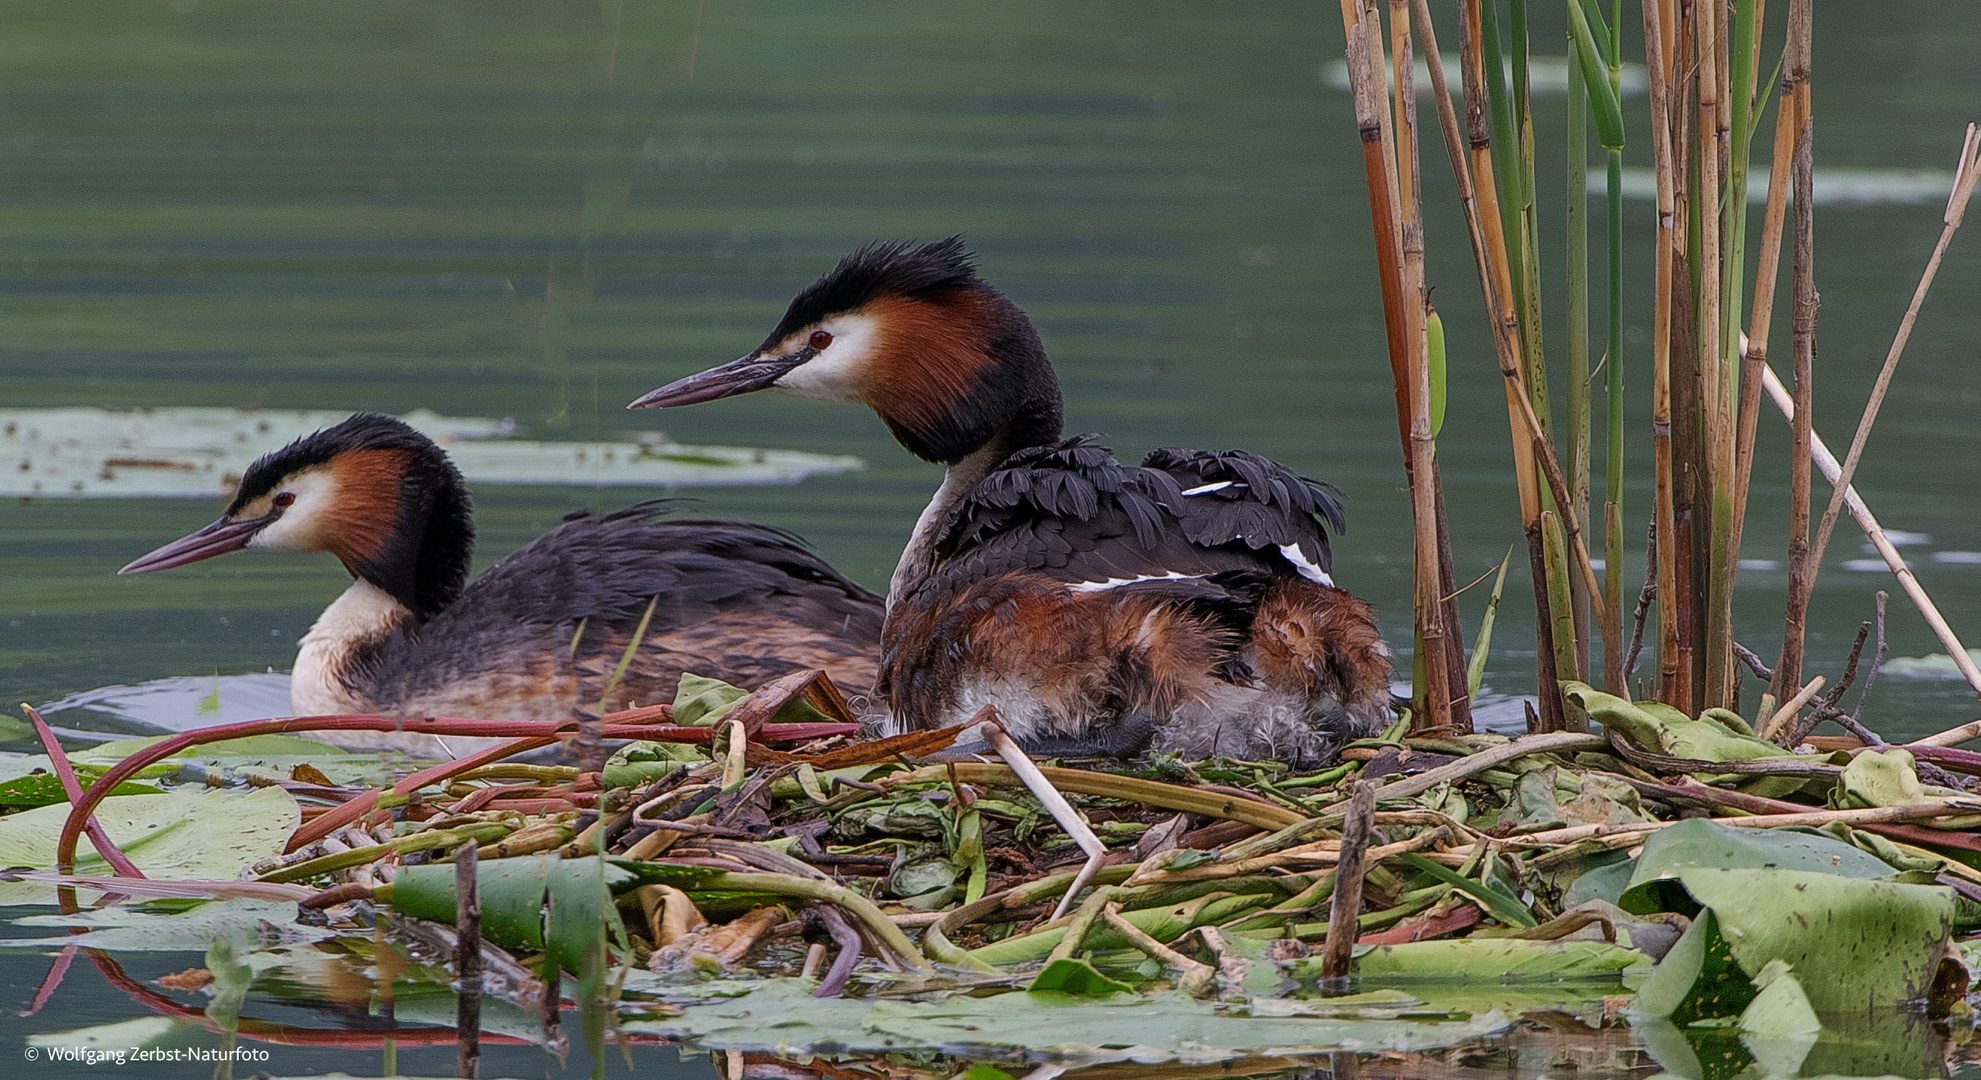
[631,238,1395,764]
[119,413,885,754]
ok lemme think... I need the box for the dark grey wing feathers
[919,437,1345,609]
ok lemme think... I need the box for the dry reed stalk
[1808,125,1981,573]
[1757,365,1981,730]
[1773,0,1818,704]
[1451,0,1562,731]
[1372,0,1454,732]
[1452,0,1624,727]
[1566,46,1593,686]
[1339,13,1411,460]
[1757,674,1824,744]
[1694,0,1736,711]
[1641,0,1681,706]
[1728,12,1802,621]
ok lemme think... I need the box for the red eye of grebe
[273,492,295,508]
[809,330,833,351]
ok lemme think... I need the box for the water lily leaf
[1324,938,1644,982]
[1508,766,1564,830]
[1560,852,1635,908]
[388,855,631,977]
[671,672,839,729]
[889,856,960,908]
[1,897,323,950]
[0,785,299,907]
[1674,868,1952,1018]
[1563,683,1792,764]
[0,772,159,808]
[71,735,411,788]
[671,673,752,727]
[621,977,1509,1062]
[1831,749,1981,828]
[1629,907,1757,1023]
[1616,817,1894,916]
[1741,959,1822,1046]
[604,740,704,788]
[1560,773,1651,827]
[1027,957,1134,996]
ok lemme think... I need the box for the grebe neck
[291,579,413,715]
[891,443,1004,609]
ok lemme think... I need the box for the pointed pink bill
[627,351,803,410]
[118,514,268,575]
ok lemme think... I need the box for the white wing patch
[1068,571,1206,593]
[1277,543,1334,586]
[1179,480,1235,496]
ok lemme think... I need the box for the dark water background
[2,1,1980,1074]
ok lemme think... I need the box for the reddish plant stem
[56,713,857,870]
[23,704,144,878]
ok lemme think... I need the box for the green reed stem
[1602,0,1624,691]
[1567,45,1593,682]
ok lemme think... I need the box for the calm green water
[2,1,1980,1073]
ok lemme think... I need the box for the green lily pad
[1321,938,1645,982]
[2,897,320,950]
[1616,818,1895,915]
[0,772,159,809]
[1027,957,1134,996]
[0,785,300,906]
[1630,907,1758,1024]
[620,978,1509,1063]
[1563,683,1792,764]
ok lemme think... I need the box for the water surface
[2,1,1980,1073]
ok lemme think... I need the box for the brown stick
[1729,0,1807,676]
[1772,14,1818,704]
[455,839,482,1079]
[1319,781,1376,985]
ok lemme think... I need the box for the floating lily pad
[0,785,299,906]
[622,977,1508,1063]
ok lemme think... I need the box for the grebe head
[631,237,1064,464]
[119,413,474,622]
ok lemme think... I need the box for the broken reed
[1343,0,1837,729]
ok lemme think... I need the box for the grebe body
[632,239,1393,764]
[121,414,884,752]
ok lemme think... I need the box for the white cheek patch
[247,469,340,552]
[771,311,881,404]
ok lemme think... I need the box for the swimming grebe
[630,239,1393,763]
[119,414,884,751]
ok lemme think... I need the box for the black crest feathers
[763,237,979,349]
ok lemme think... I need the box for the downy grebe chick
[119,413,884,753]
[631,238,1393,764]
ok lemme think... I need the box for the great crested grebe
[120,414,884,751]
[630,238,1393,764]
